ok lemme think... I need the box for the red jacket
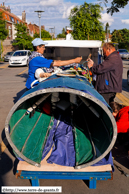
[115,106,129,133]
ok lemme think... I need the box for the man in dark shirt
[87,43,123,104]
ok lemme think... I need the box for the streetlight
[34,10,44,39]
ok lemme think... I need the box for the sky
[2,0,129,36]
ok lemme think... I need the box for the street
[0,61,129,194]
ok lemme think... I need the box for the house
[0,3,47,40]
[27,23,45,37]
[0,3,25,40]
[0,3,44,56]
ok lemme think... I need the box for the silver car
[118,49,129,59]
[4,51,14,62]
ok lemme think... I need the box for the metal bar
[31,179,40,186]
[89,177,97,189]
[18,170,112,189]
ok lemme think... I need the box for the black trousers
[101,92,116,105]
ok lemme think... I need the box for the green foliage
[0,11,8,41]
[105,22,110,34]
[111,29,129,43]
[34,29,51,39]
[12,23,33,50]
[57,28,66,39]
[34,32,39,38]
[41,29,51,39]
[0,41,3,58]
[69,2,105,41]
[111,29,129,49]
[101,0,129,15]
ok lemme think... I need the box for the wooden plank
[17,160,112,172]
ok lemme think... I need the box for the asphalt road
[0,61,129,194]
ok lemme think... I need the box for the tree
[102,0,129,15]
[34,29,51,40]
[69,2,105,41]
[41,29,51,39]
[12,23,33,50]
[0,11,8,40]
[111,29,129,49]
[33,32,39,38]
[57,28,66,39]
[105,22,110,34]
[112,29,129,43]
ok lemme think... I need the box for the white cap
[66,27,72,31]
[32,38,47,46]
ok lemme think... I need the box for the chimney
[7,5,11,13]
[3,2,4,6]
[22,11,26,22]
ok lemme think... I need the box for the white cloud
[62,5,75,19]
[100,13,114,26]
[6,0,129,35]
[121,19,129,25]
[40,0,61,6]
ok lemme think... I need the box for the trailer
[5,40,116,189]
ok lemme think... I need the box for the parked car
[127,70,129,85]
[118,49,129,59]
[4,51,14,62]
[9,50,31,66]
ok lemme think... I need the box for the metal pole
[39,16,41,39]
[107,27,109,42]
[34,11,44,39]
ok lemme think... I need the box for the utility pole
[49,27,55,40]
[34,10,44,39]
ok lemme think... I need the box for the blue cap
[32,38,47,46]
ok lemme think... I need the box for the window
[28,51,31,56]
[13,51,27,56]
[17,20,19,24]
[10,16,14,23]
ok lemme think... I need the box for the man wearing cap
[25,38,82,89]
[66,27,74,40]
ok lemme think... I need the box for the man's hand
[87,58,94,69]
[74,57,82,63]
[40,72,52,78]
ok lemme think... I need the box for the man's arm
[88,58,117,74]
[53,57,82,67]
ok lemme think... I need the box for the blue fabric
[92,152,114,171]
[26,54,53,89]
[42,113,75,167]
[23,74,110,109]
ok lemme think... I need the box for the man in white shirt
[66,27,74,40]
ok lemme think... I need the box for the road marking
[116,93,129,106]
[0,64,9,68]
[0,140,7,153]
[18,68,28,75]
